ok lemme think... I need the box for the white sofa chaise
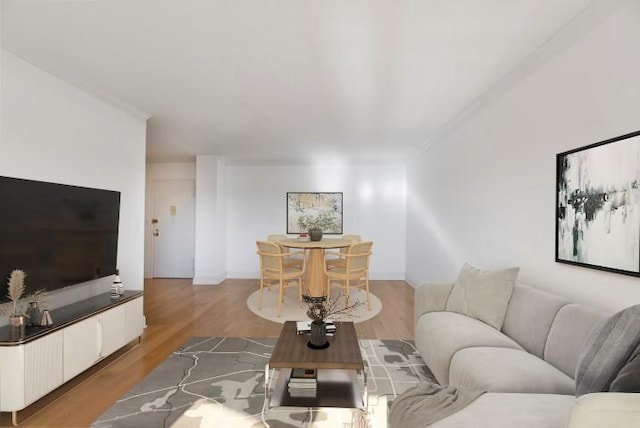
[412,280,640,428]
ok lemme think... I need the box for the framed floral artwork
[286,192,343,234]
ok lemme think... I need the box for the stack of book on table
[295,320,337,335]
[288,368,317,397]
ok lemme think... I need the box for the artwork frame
[556,130,640,277]
[286,192,343,234]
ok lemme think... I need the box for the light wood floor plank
[3,278,414,427]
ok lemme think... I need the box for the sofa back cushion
[502,283,568,359]
[445,263,519,330]
[545,303,607,379]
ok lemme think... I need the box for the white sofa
[412,281,640,428]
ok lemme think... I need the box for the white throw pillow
[445,263,519,330]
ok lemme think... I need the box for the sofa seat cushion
[449,347,575,394]
[568,392,640,428]
[415,311,523,384]
[430,392,575,428]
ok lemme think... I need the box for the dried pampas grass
[8,269,26,315]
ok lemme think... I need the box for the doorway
[151,179,195,278]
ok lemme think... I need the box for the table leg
[363,366,368,410]
[305,248,327,296]
[262,364,270,422]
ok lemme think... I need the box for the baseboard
[404,272,432,288]
[368,272,405,280]
[404,277,419,288]
[192,275,226,285]
[226,271,260,279]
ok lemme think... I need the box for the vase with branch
[7,269,27,340]
[297,212,338,241]
[302,293,361,349]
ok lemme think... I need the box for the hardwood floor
[4,278,414,427]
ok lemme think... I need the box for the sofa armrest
[567,393,640,428]
[414,282,454,326]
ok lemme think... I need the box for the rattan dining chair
[267,234,304,269]
[324,241,373,309]
[326,234,362,270]
[256,240,305,317]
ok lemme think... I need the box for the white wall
[226,162,406,279]
[405,1,640,313]
[144,162,196,277]
[146,160,406,281]
[1,49,147,311]
[193,156,227,284]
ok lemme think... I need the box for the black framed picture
[556,130,640,276]
[286,192,343,234]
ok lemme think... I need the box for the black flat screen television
[0,176,120,303]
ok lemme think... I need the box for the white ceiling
[2,0,596,163]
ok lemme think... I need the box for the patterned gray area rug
[92,337,433,428]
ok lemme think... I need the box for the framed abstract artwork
[556,130,640,276]
[286,192,343,234]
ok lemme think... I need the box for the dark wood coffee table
[266,320,367,409]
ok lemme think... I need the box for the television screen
[0,176,120,303]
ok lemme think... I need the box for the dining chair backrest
[346,241,373,272]
[339,235,362,254]
[256,240,283,271]
[267,235,289,253]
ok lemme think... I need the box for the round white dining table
[276,237,353,297]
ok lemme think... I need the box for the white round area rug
[247,287,382,324]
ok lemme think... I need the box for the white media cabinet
[0,291,145,425]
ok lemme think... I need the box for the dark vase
[308,320,330,349]
[309,228,323,241]
[25,301,42,327]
